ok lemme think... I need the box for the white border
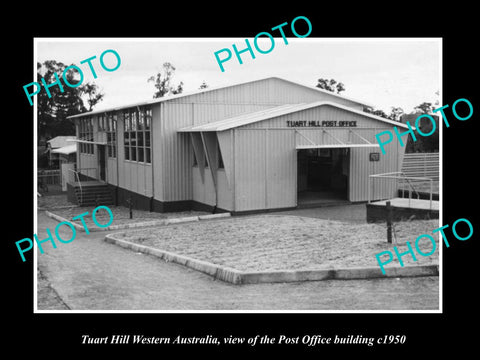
[33,37,443,314]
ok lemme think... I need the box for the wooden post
[386,200,392,243]
[127,197,133,219]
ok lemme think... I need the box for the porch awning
[51,144,77,155]
[295,129,380,149]
[296,144,380,149]
[67,139,107,145]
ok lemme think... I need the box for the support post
[127,197,133,219]
[386,200,392,244]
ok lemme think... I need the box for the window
[98,114,106,131]
[193,151,198,166]
[123,107,151,163]
[218,143,224,169]
[130,111,137,161]
[79,117,94,154]
[123,110,130,160]
[107,114,117,158]
[145,108,151,163]
[192,150,208,167]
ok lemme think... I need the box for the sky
[35,38,441,114]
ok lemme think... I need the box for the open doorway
[297,147,350,206]
[97,144,106,182]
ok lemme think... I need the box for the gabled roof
[67,77,373,119]
[178,101,411,132]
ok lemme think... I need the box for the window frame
[123,107,152,164]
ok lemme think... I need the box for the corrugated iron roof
[178,101,412,132]
[66,76,373,119]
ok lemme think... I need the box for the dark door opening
[98,145,106,182]
[297,148,350,205]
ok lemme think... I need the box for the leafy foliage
[37,60,104,139]
[147,62,184,98]
[316,78,346,94]
[414,102,434,114]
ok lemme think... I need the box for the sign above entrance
[286,120,357,128]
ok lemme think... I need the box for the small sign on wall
[369,152,380,161]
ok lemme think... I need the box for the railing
[368,171,434,210]
[37,169,61,193]
[68,169,83,204]
[67,168,98,205]
[402,152,439,180]
[38,169,61,184]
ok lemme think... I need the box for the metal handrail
[67,167,98,205]
[368,171,434,210]
[401,175,421,201]
[68,168,83,205]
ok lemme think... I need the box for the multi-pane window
[123,107,151,163]
[106,114,117,158]
[78,117,94,154]
[98,114,106,131]
[123,111,131,160]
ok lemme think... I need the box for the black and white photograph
[7,7,479,356]
[32,37,443,312]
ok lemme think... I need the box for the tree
[316,78,345,94]
[414,102,433,114]
[388,106,404,121]
[37,60,104,140]
[372,109,389,119]
[363,105,404,122]
[147,62,184,98]
[363,106,389,119]
[80,83,105,111]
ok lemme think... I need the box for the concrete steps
[74,183,113,206]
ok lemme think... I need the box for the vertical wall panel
[349,130,401,202]
[151,103,163,201]
[217,170,233,211]
[266,130,296,208]
[234,129,266,211]
[107,158,117,185]
[192,166,215,206]
[160,103,193,202]
[78,154,96,178]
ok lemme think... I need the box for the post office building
[67,77,409,214]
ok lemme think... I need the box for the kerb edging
[104,234,439,285]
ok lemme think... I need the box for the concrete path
[270,203,368,223]
[36,209,439,311]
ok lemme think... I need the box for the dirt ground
[115,215,440,272]
[38,194,209,229]
[35,206,440,311]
